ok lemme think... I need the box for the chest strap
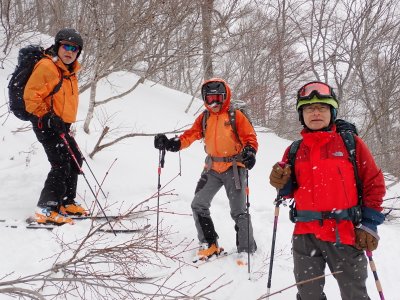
[206,154,243,189]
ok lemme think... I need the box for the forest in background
[1,0,399,181]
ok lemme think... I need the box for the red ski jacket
[282,127,385,245]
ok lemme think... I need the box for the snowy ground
[1,38,400,300]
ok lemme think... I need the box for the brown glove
[269,163,291,189]
[355,228,378,251]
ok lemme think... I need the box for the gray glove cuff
[356,224,380,241]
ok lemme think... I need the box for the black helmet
[55,28,83,49]
[201,80,228,107]
[201,80,226,99]
[54,28,83,59]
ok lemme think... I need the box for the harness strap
[293,209,353,222]
[207,154,243,189]
[292,206,362,224]
[293,207,361,247]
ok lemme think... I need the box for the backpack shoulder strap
[228,107,242,145]
[288,139,302,188]
[201,109,209,138]
[340,131,363,205]
[47,65,65,114]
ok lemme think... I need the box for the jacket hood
[201,78,231,113]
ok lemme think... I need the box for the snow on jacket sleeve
[355,136,386,231]
[178,113,204,150]
[235,110,258,151]
[24,58,60,117]
[355,136,385,211]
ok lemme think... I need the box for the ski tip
[236,259,248,266]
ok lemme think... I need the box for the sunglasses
[302,104,331,113]
[297,82,336,100]
[204,94,225,105]
[60,43,79,53]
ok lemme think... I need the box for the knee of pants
[51,163,71,176]
[191,198,210,215]
[194,173,208,194]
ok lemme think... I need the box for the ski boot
[194,242,224,262]
[35,207,74,225]
[60,202,88,216]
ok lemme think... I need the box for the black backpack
[8,45,63,121]
[201,100,254,145]
[288,119,363,224]
[288,119,363,206]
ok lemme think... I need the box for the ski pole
[60,133,116,236]
[266,193,283,298]
[246,169,251,277]
[66,132,108,199]
[266,162,287,298]
[156,148,166,251]
[366,250,385,300]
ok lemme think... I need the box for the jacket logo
[332,151,344,157]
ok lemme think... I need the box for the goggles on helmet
[297,82,336,101]
[60,43,79,53]
[204,93,225,106]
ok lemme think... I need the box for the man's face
[302,103,331,130]
[58,41,79,65]
[209,104,222,113]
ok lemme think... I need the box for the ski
[98,224,151,233]
[0,213,148,223]
[69,214,127,220]
[26,222,59,230]
[235,256,248,266]
[1,219,151,233]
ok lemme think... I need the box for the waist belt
[290,205,362,247]
[206,154,243,189]
[291,206,362,224]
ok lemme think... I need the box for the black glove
[154,134,169,150]
[241,145,256,170]
[166,137,181,152]
[41,113,66,134]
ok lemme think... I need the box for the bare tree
[76,0,199,133]
[2,0,400,178]
[201,0,214,80]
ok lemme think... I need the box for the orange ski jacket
[179,78,258,173]
[24,55,81,123]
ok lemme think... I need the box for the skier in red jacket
[269,81,385,300]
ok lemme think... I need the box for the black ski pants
[293,234,370,300]
[32,123,82,211]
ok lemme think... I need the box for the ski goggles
[60,43,80,53]
[297,82,336,101]
[204,93,225,105]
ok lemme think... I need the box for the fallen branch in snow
[0,193,224,299]
[88,124,191,159]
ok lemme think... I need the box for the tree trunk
[201,0,214,80]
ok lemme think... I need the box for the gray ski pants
[293,234,370,300]
[191,167,256,253]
